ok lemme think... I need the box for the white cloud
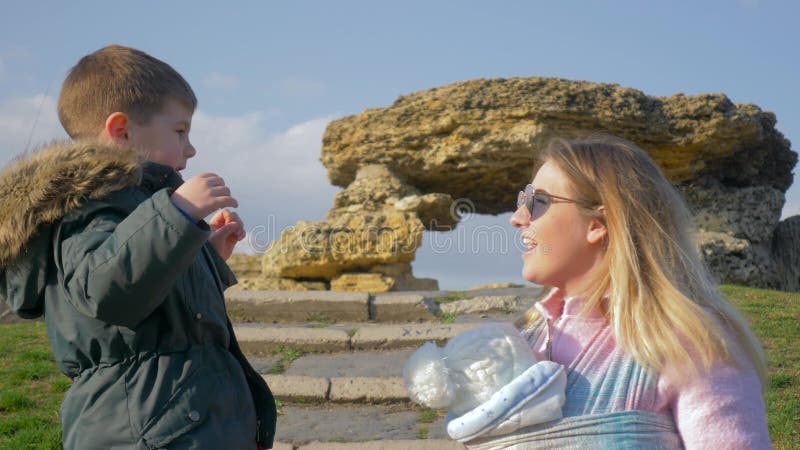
[203,72,239,90]
[278,77,326,98]
[0,94,68,165]
[189,111,333,186]
[0,97,338,254]
[188,111,339,252]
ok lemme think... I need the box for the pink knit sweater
[529,288,771,449]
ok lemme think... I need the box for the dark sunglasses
[516,184,582,215]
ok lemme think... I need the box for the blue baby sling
[465,318,684,449]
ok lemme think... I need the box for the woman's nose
[510,205,529,228]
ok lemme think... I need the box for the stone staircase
[226,287,544,449]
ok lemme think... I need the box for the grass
[432,291,471,304]
[0,321,65,449]
[267,345,305,374]
[416,408,439,423]
[440,312,457,324]
[306,313,334,327]
[0,284,798,448]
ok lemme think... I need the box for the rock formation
[260,77,798,292]
[259,164,440,293]
[773,217,800,292]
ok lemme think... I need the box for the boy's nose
[509,205,529,228]
[185,143,197,158]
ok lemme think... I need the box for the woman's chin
[521,267,540,285]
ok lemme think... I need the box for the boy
[0,45,276,449]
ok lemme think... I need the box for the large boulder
[322,78,794,214]
[262,77,798,291]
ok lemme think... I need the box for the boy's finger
[226,210,242,224]
[210,186,231,197]
[208,210,225,227]
[213,222,239,237]
[231,223,245,241]
[213,197,238,210]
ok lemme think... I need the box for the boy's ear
[586,206,607,245]
[100,112,130,143]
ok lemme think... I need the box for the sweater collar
[534,287,606,321]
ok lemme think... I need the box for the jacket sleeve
[205,243,238,289]
[58,189,209,328]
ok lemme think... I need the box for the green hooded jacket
[0,141,277,449]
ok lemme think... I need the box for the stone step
[249,351,414,403]
[272,441,463,450]
[263,375,409,403]
[226,287,544,323]
[272,404,461,449]
[285,350,413,378]
[240,317,528,447]
[234,322,484,355]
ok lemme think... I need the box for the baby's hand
[171,173,238,220]
[208,208,245,260]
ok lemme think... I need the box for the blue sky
[1,1,797,289]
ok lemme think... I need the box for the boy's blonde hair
[517,135,767,386]
[58,44,197,139]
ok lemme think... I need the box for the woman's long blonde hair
[517,135,767,386]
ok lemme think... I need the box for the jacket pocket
[126,350,224,449]
[137,364,218,449]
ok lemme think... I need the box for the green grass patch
[306,313,334,327]
[417,408,439,423]
[440,312,457,324]
[0,321,67,449]
[277,345,303,364]
[432,291,471,304]
[266,361,286,374]
[0,285,797,448]
[0,391,35,412]
[268,345,305,374]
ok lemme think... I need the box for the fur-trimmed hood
[0,140,144,269]
[0,140,157,318]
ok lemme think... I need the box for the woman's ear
[586,206,607,245]
[99,112,130,143]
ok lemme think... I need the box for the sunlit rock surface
[261,77,797,291]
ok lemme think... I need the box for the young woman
[466,136,770,449]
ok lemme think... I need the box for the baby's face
[127,98,196,174]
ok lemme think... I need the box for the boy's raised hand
[208,208,246,260]
[170,173,238,220]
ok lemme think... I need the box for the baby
[403,323,567,442]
